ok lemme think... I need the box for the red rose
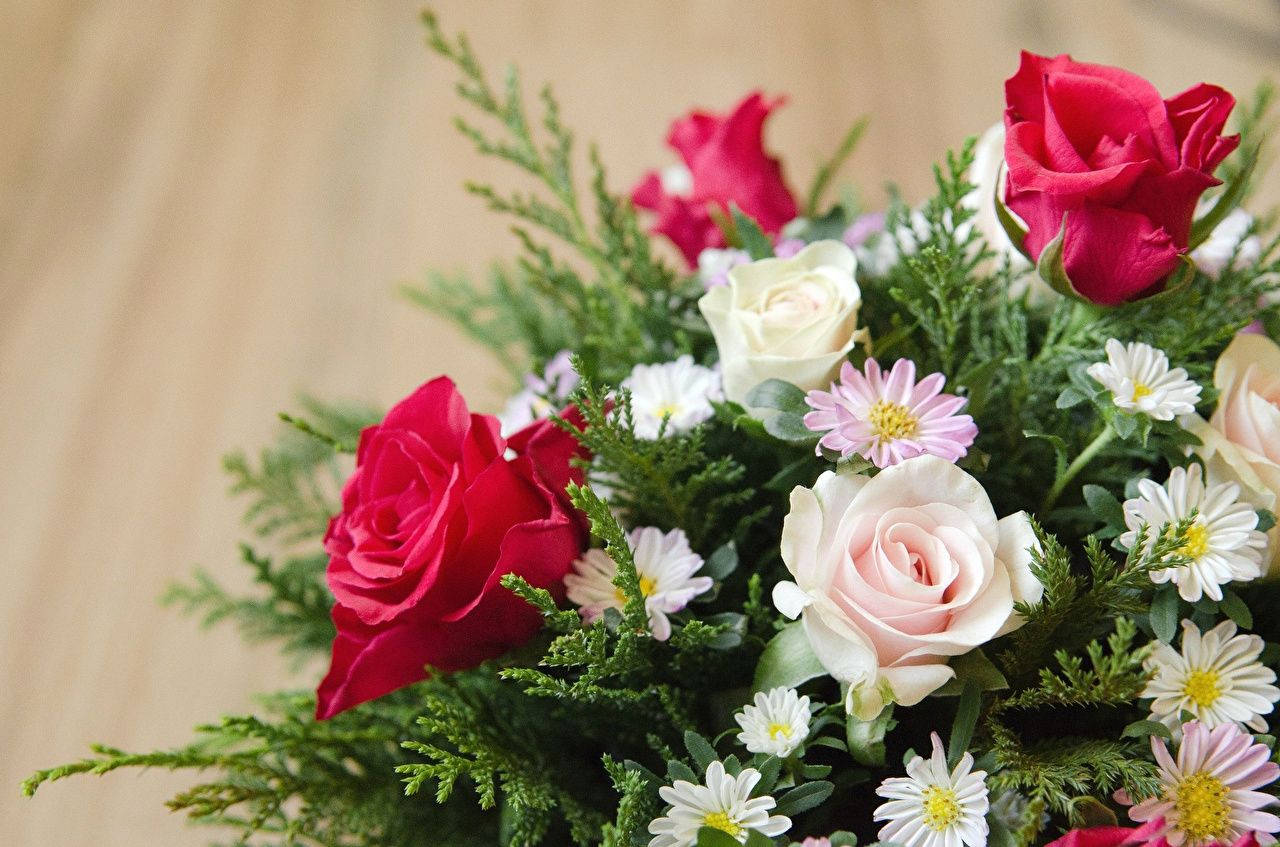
[632,91,798,267]
[315,377,587,719]
[1046,819,1259,847]
[1003,51,1238,305]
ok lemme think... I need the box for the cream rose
[699,240,867,403]
[1187,333,1280,571]
[772,455,1041,719]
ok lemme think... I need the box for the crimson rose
[316,377,587,719]
[1003,51,1238,305]
[1045,820,1258,847]
[632,91,798,267]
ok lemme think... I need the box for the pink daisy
[1126,721,1280,847]
[803,358,978,468]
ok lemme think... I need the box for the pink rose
[1003,51,1238,305]
[1187,333,1280,572]
[772,455,1042,719]
[632,91,798,267]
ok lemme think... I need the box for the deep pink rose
[1046,819,1259,847]
[632,91,798,267]
[1003,51,1238,305]
[316,377,587,719]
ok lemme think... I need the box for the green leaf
[1257,509,1277,533]
[934,649,1008,695]
[807,115,869,215]
[1190,144,1260,248]
[1035,215,1084,301]
[829,832,858,847]
[731,205,775,260]
[703,543,740,580]
[754,622,826,692]
[744,831,775,847]
[992,178,1030,259]
[763,412,818,443]
[987,809,1017,847]
[684,731,718,773]
[1111,411,1138,442]
[847,705,894,767]
[667,759,698,784]
[1122,719,1173,741]
[745,379,809,414]
[1083,484,1125,528]
[1150,586,1180,643]
[696,827,744,847]
[1056,386,1087,409]
[1220,591,1253,630]
[773,780,834,817]
[947,681,981,768]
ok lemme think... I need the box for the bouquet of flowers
[26,11,1280,847]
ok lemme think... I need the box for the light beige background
[3,1,1277,844]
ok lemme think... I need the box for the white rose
[1187,333,1280,571]
[698,240,867,403]
[772,456,1041,719]
[963,123,1041,298]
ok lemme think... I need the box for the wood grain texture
[3,2,1277,843]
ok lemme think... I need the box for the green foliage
[223,397,376,544]
[998,520,1195,680]
[415,8,694,387]
[987,620,1161,826]
[566,370,766,550]
[162,544,334,663]
[24,690,483,847]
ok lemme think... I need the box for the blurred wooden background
[3,1,1278,843]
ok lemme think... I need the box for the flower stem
[1042,425,1116,513]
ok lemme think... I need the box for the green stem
[1042,425,1116,513]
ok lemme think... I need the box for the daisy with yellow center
[1144,620,1280,733]
[621,355,723,440]
[1126,721,1280,847]
[564,526,712,641]
[1087,338,1201,420]
[647,760,791,847]
[875,733,989,847]
[1121,464,1267,602]
[804,358,977,469]
[733,687,812,758]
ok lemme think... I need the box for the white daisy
[734,687,812,758]
[1087,339,1202,420]
[648,760,791,847]
[874,733,990,847]
[1121,464,1267,602]
[1144,620,1280,733]
[1191,208,1262,279]
[563,526,713,641]
[622,355,724,440]
[1127,721,1280,847]
[498,350,579,435]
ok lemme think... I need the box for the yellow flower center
[1183,669,1221,708]
[655,403,682,421]
[1178,523,1210,560]
[1132,382,1154,400]
[767,722,793,740]
[615,575,657,605]
[1173,771,1231,843]
[920,785,962,832]
[703,811,743,838]
[869,400,919,442]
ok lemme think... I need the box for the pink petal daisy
[803,358,978,468]
[1125,721,1280,847]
